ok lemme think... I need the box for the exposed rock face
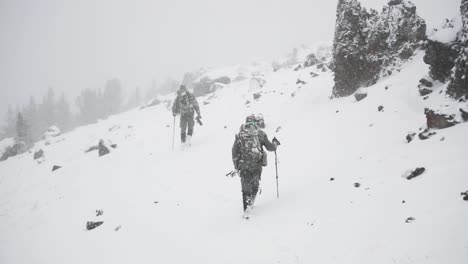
[423,40,458,82]
[447,0,468,99]
[425,108,458,129]
[193,76,230,97]
[332,0,426,97]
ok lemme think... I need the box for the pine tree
[76,88,100,124]
[56,93,73,132]
[102,78,123,117]
[1,105,16,139]
[24,97,39,142]
[16,112,30,145]
[38,87,57,132]
[126,87,141,110]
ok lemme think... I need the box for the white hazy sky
[0,0,461,116]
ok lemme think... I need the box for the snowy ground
[1,51,468,264]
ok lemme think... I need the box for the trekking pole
[172,115,176,150]
[275,150,279,199]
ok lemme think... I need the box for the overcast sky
[0,0,461,116]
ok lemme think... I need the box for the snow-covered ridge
[1,42,467,263]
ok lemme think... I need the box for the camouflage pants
[240,168,262,211]
[180,113,195,143]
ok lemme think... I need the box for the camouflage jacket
[232,126,277,170]
[172,90,200,116]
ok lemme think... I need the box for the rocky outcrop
[304,53,319,67]
[425,108,458,129]
[423,40,458,82]
[332,0,426,97]
[418,78,434,96]
[193,76,231,97]
[447,0,468,99]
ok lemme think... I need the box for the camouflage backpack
[236,123,263,169]
[179,92,194,115]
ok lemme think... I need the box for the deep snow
[1,50,468,264]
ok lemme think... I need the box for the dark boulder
[86,221,103,230]
[418,129,436,140]
[354,182,361,188]
[52,165,62,171]
[425,108,458,129]
[406,167,425,180]
[405,217,415,223]
[354,90,368,101]
[34,149,44,160]
[419,87,433,96]
[461,191,468,201]
[253,93,262,100]
[406,133,416,143]
[378,105,384,112]
[310,72,319,78]
[98,140,110,157]
[419,78,433,87]
[296,79,307,85]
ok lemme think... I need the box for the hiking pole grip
[275,150,279,199]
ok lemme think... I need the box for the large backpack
[178,92,194,115]
[236,124,263,169]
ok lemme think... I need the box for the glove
[196,115,203,126]
[272,137,281,146]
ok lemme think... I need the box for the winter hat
[245,114,256,124]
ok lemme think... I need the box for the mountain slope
[1,51,468,264]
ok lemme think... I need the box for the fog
[0,0,460,118]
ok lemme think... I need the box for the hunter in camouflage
[232,115,279,212]
[172,85,201,145]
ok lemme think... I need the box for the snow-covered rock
[43,126,61,139]
[333,0,426,97]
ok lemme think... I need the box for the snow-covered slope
[1,50,467,264]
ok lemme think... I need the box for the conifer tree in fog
[102,78,123,117]
[15,112,30,145]
[1,105,16,139]
[56,93,73,132]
